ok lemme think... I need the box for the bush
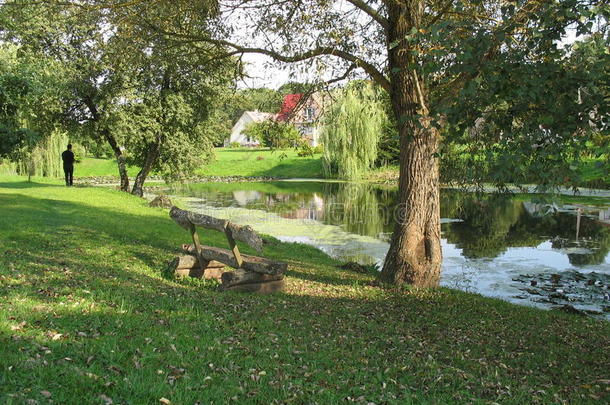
[229,142,241,148]
[298,143,314,157]
[312,145,323,154]
[243,120,300,149]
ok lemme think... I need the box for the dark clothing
[64,165,73,186]
[62,150,75,186]
[61,150,75,167]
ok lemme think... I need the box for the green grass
[76,158,139,178]
[1,175,609,404]
[75,149,324,179]
[198,148,324,178]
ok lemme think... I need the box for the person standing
[61,144,76,186]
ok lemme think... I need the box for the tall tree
[0,43,66,179]
[109,32,233,196]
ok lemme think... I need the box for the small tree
[322,82,386,180]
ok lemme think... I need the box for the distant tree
[242,120,300,149]
[1,0,238,193]
[0,2,134,190]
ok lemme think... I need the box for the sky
[237,54,290,89]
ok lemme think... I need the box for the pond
[151,181,610,318]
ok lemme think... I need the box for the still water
[153,181,610,317]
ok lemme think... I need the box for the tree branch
[435,0,551,107]
[206,38,391,92]
[346,0,388,31]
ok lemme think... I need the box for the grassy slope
[196,148,324,178]
[1,176,609,404]
[76,158,140,178]
[76,149,324,179]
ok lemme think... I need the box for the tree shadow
[0,180,64,189]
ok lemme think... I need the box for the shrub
[298,143,314,157]
[243,120,300,149]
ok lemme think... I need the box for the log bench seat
[167,206,287,293]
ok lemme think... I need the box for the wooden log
[221,269,284,288]
[225,228,243,268]
[182,244,287,275]
[171,255,224,270]
[170,206,263,252]
[175,267,226,280]
[167,255,226,280]
[221,279,285,294]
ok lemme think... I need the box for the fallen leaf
[159,398,171,404]
[99,394,113,404]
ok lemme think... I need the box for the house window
[305,107,315,121]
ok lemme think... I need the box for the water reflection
[158,181,610,316]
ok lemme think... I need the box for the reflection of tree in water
[322,183,396,238]
[442,193,537,258]
[442,192,610,263]
[170,182,609,265]
[545,213,610,266]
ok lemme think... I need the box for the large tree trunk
[380,0,442,287]
[131,140,160,197]
[83,98,130,192]
[101,128,129,192]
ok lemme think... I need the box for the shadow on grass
[0,180,64,189]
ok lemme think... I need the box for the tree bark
[221,269,284,288]
[131,139,160,197]
[101,129,130,192]
[380,0,442,287]
[85,96,130,192]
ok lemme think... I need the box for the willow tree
[322,83,386,180]
[80,0,606,286]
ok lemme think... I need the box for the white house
[227,111,277,146]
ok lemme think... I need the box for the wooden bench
[168,206,287,293]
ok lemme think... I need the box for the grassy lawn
[0,175,609,404]
[197,148,324,178]
[74,148,324,179]
[76,158,140,178]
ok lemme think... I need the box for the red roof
[277,93,303,121]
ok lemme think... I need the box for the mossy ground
[0,176,608,404]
